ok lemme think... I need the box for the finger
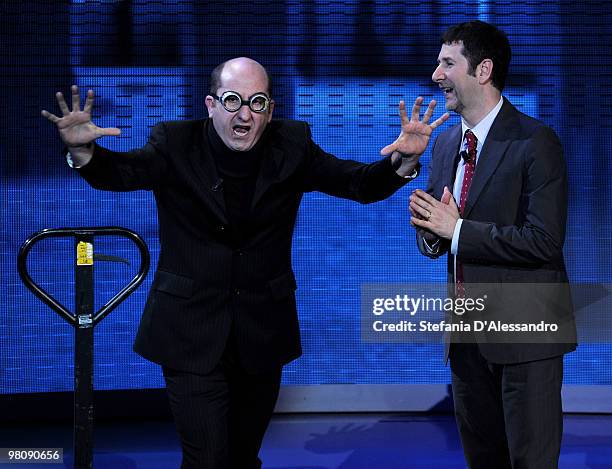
[41,109,60,123]
[410,197,433,216]
[96,127,122,137]
[71,85,80,112]
[410,201,431,219]
[410,194,433,211]
[411,217,430,229]
[83,89,95,114]
[410,206,429,221]
[441,186,452,204]
[412,189,438,205]
[398,100,409,127]
[422,99,436,124]
[411,96,423,121]
[430,112,450,130]
[409,205,422,219]
[56,92,70,116]
[379,142,396,156]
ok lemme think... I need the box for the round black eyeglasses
[213,91,270,113]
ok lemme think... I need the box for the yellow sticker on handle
[76,241,93,265]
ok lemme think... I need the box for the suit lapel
[186,121,228,223]
[441,124,463,193]
[251,123,298,210]
[462,99,516,218]
[251,145,283,210]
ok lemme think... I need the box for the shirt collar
[460,96,504,147]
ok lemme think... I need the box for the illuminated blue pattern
[1,0,611,393]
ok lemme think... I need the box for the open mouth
[232,124,251,137]
[441,86,454,96]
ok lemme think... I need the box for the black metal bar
[17,227,150,326]
[74,233,94,469]
[17,228,80,325]
[92,228,150,326]
[16,227,150,469]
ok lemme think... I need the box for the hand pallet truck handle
[17,227,150,469]
[17,227,150,326]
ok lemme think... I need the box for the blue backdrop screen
[1,0,611,393]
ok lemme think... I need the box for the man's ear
[267,100,275,123]
[477,59,493,84]
[205,95,215,117]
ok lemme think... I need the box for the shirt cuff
[66,152,77,168]
[393,158,421,180]
[65,150,89,169]
[400,166,419,179]
[450,218,463,255]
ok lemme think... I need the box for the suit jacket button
[234,288,241,296]
[219,225,226,232]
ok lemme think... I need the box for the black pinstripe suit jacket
[77,118,408,374]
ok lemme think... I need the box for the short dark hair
[441,21,511,92]
[209,60,273,97]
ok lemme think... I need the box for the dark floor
[1,413,611,468]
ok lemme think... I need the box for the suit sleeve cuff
[422,236,441,254]
[381,156,414,188]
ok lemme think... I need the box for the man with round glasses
[42,56,448,469]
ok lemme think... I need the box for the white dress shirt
[450,96,504,255]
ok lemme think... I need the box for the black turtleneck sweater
[207,123,265,245]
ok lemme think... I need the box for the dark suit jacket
[416,99,576,364]
[77,118,408,374]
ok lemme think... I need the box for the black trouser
[163,346,282,469]
[450,343,564,469]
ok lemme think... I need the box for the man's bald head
[205,57,275,152]
[209,57,273,97]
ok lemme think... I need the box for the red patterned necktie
[459,129,477,216]
[456,129,477,296]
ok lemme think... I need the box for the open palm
[41,85,120,147]
[380,97,449,156]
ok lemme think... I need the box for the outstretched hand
[41,85,121,148]
[380,97,449,157]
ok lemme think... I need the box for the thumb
[379,143,396,157]
[446,186,459,209]
[441,186,452,205]
[98,127,122,137]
